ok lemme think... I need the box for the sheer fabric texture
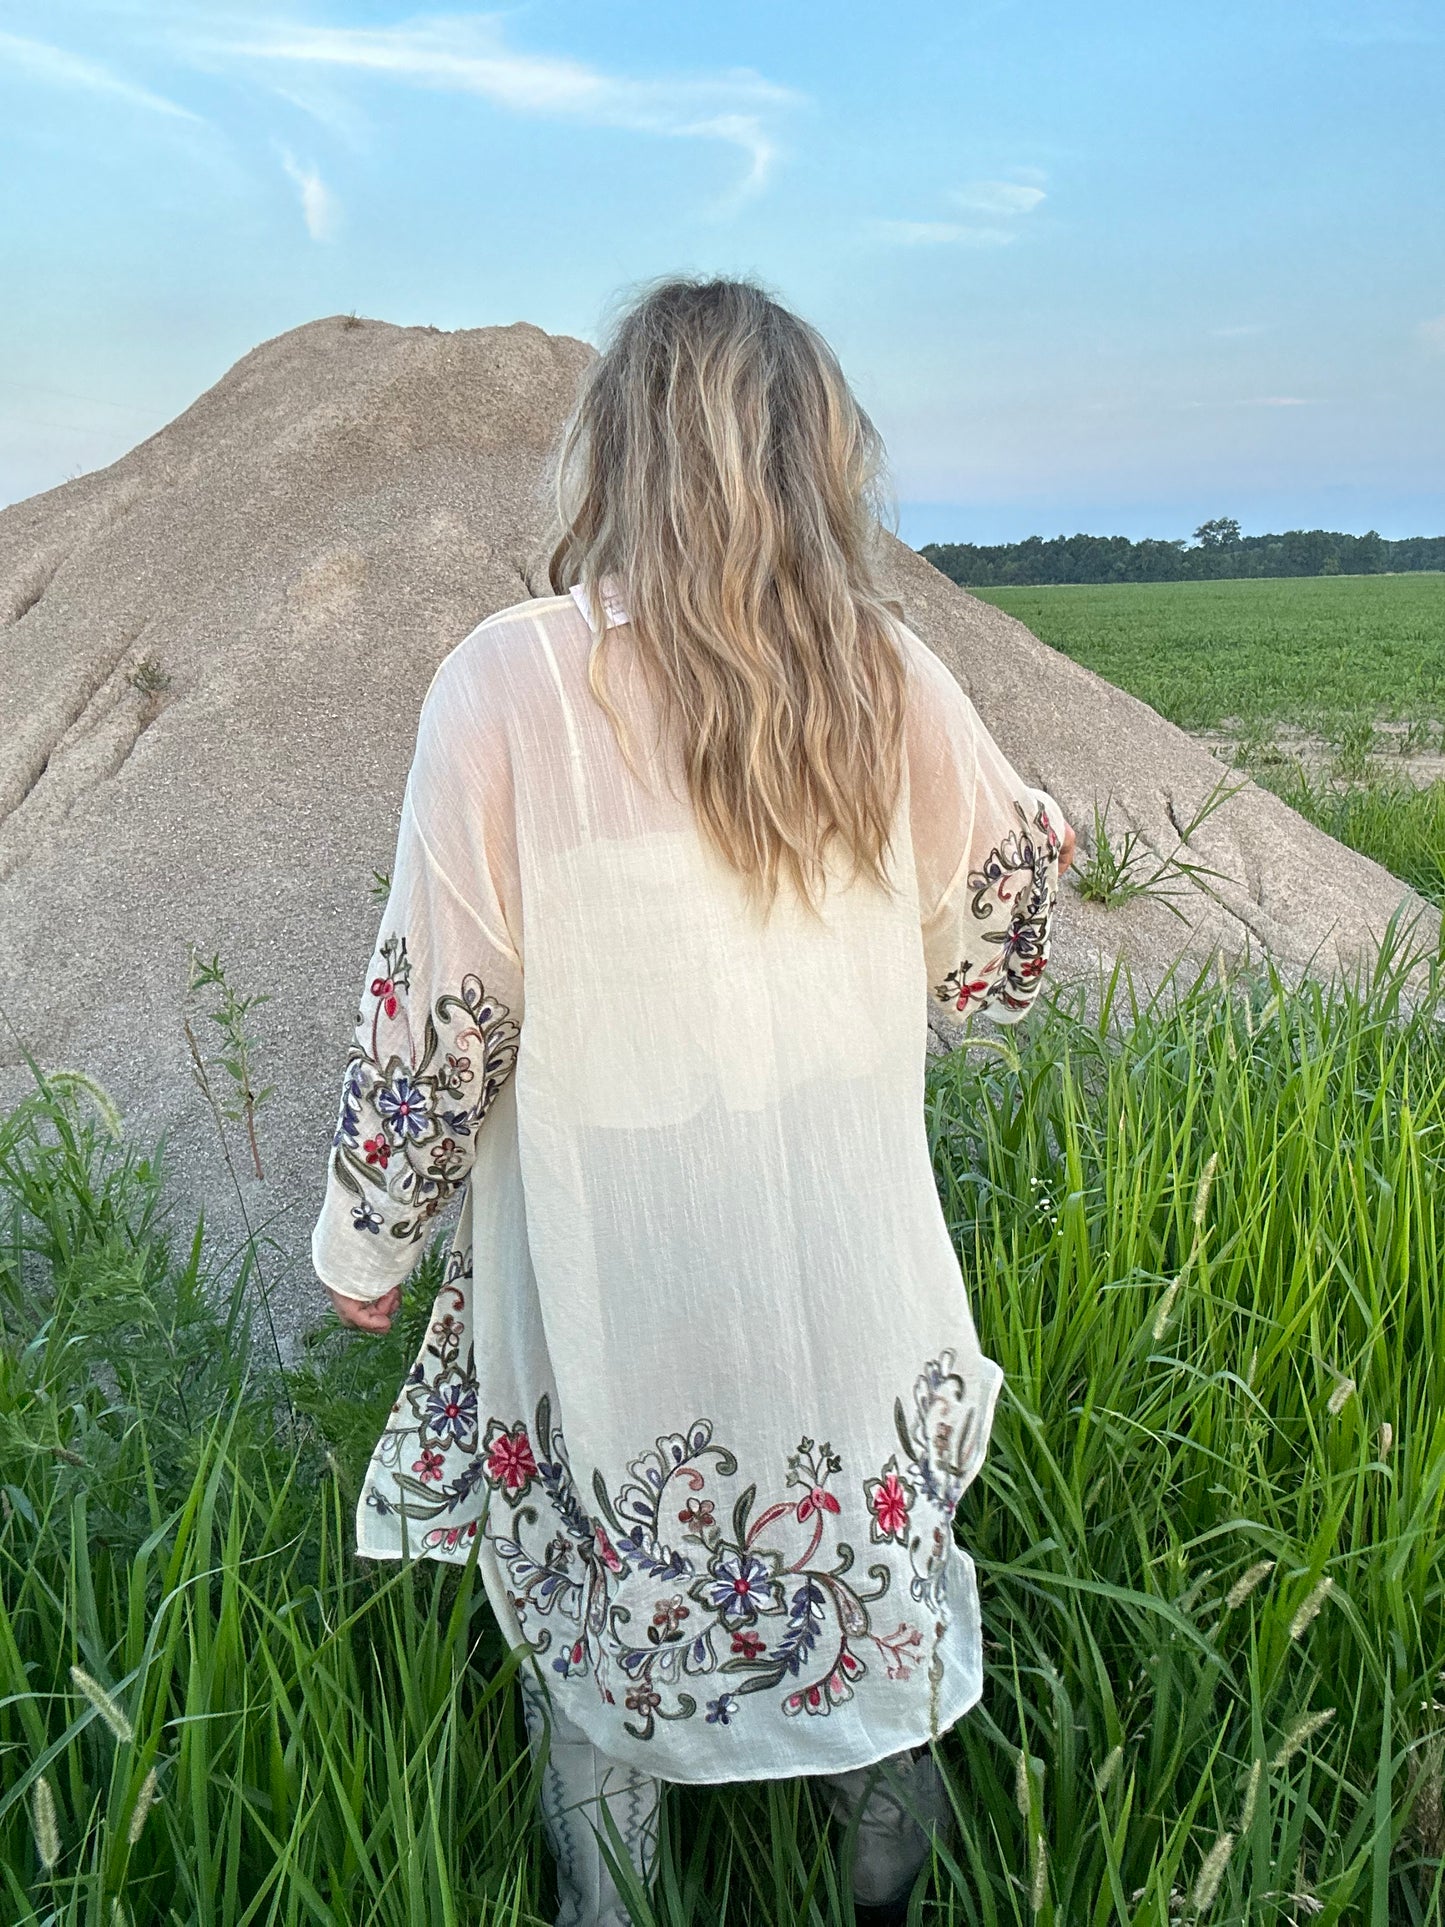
[311,580,1063,1783]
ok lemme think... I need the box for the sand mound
[0,316,1430,1341]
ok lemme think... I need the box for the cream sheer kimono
[310,581,1063,1784]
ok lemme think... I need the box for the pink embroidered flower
[422,1520,477,1553]
[651,1595,690,1638]
[412,1447,445,1484]
[955,977,992,1011]
[592,1524,624,1574]
[870,1471,910,1541]
[782,1649,864,1718]
[796,1484,841,1523]
[730,1629,766,1660]
[370,975,400,1019]
[363,1134,390,1168]
[678,1497,716,1530]
[484,1425,537,1494]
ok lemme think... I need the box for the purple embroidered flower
[706,1694,739,1726]
[376,1072,432,1141]
[351,1200,382,1234]
[424,1382,478,1447]
[705,1552,780,1626]
[333,1064,364,1146]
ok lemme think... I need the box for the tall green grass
[3,931,1444,1922]
[1255,765,1445,907]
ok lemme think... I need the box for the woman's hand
[328,1285,401,1333]
[1058,816,1077,875]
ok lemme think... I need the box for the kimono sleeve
[918,684,1064,1027]
[310,671,523,1304]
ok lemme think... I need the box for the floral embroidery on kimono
[931,792,1062,1018]
[326,934,520,1248]
[361,1275,990,1742]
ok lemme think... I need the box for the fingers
[1058,820,1077,875]
[327,1285,398,1333]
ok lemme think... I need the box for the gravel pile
[0,315,1429,1343]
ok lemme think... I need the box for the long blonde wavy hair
[547,275,909,918]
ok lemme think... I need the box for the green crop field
[970,574,1445,904]
[971,574,1445,734]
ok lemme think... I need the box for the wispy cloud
[279,147,338,240]
[867,218,1017,247]
[272,82,372,151]
[186,14,799,202]
[0,27,200,120]
[1240,396,1317,407]
[950,179,1046,216]
[1418,313,1445,352]
[872,168,1046,249]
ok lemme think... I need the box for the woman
[310,275,1074,1926]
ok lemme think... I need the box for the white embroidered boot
[822,1745,954,1919]
[519,1670,663,1927]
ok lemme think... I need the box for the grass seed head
[1288,1575,1334,1640]
[1269,1707,1337,1771]
[1152,1277,1183,1341]
[1226,1559,1276,1609]
[128,1765,160,1844]
[1379,1420,1394,1459]
[1029,1832,1049,1911]
[1239,1758,1262,1832]
[1325,1376,1355,1416]
[1191,1832,1236,1912]
[1014,1746,1032,1817]
[70,1664,135,1744]
[31,1774,60,1869]
[1094,1743,1123,1792]
[1407,1736,1444,1859]
[1193,1151,1219,1229]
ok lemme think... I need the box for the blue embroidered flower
[704,1552,780,1626]
[351,1200,383,1234]
[423,1382,478,1447]
[376,1072,432,1141]
[705,1694,738,1726]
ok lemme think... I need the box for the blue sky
[2,0,1442,544]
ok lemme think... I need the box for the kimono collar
[568,575,631,632]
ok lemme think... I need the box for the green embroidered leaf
[731,1482,755,1548]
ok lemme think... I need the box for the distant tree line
[919,518,1445,587]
